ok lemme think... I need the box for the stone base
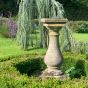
[40,68,69,80]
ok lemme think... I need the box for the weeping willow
[17,0,67,50]
[17,0,87,54]
[17,0,35,49]
[36,0,65,48]
[17,0,31,49]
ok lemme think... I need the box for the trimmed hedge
[0,52,88,87]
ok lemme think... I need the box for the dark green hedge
[69,21,88,33]
[76,22,88,33]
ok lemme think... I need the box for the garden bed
[0,52,88,88]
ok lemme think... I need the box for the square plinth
[40,18,68,27]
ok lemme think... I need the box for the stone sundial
[40,18,68,79]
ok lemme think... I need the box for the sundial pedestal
[40,18,68,79]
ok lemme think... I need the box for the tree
[17,0,88,54]
[57,0,88,7]
[0,0,18,16]
[17,0,66,50]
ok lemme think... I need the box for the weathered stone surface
[40,18,68,79]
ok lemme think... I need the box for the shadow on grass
[14,57,46,76]
[14,56,87,78]
[27,47,41,51]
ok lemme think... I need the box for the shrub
[0,17,18,38]
[76,22,88,33]
[0,52,88,87]
[8,19,18,38]
[0,24,9,37]
[68,21,88,33]
[71,40,88,54]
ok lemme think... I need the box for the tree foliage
[57,0,88,20]
[18,0,88,54]
[17,0,66,50]
[57,0,88,7]
[71,0,88,7]
[0,0,18,16]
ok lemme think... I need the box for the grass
[0,33,88,58]
[0,35,46,59]
[0,32,88,87]
[0,51,88,88]
[73,33,88,42]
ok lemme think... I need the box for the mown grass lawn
[73,33,88,42]
[0,33,88,58]
[0,34,46,59]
